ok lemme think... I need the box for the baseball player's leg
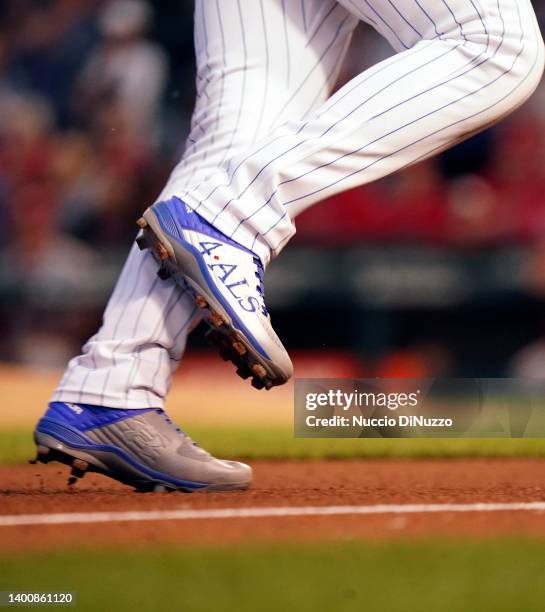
[137,0,358,389]
[159,1,358,201]
[38,1,357,490]
[170,0,544,266]
[139,0,542,386]
[52,244,199,408]
[53,0,353,407]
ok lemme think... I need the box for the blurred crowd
[0,0,195,363]
[0,0,194,259]
[1,0,545,372]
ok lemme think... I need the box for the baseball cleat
[135,196,293,390]
[32,402,252,492]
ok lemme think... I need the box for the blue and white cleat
[136,196,293,390]
[32,402,252,492]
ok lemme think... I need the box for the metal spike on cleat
[232,341,247,356]
[135,231,148,250]
[210,311,224,327]
[73,458,89,472]
[236,366,252,380]
[218,347,231,362]
[251,378,266,390]
[69,466,85,479]
[67,458,89,485]
[136,217,148,229]
[155,243,169,260]
[29,445,50,465]
[195,295,208,309]
[252,363,267,379]
[157,267,171,280]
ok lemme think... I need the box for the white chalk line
[1,502,545,527]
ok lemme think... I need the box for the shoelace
[253,256,268,316]
[156,409,210,454]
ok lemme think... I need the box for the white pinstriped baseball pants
[53,0,544,408]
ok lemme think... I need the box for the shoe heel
[135,217,172,266]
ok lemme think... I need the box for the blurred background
[1,0,545,380]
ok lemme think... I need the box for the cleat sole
[30,442,248,493]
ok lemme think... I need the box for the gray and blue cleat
[32,402,252,492]
[136,197,293,390]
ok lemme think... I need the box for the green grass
[2,540,545,611]
[5,426,545,464]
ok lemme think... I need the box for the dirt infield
[2,459,545,550]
